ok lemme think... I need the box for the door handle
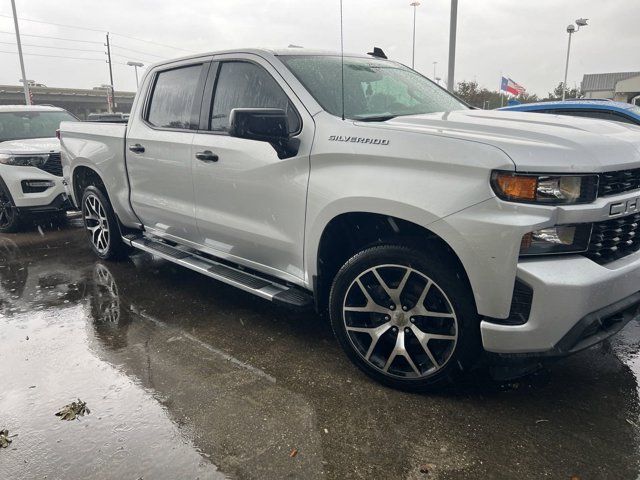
[195,150,219,162]
[129,144,145,154]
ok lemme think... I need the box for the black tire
[0,181,21,233]
[329,244,480,392]
[81,186,128,260]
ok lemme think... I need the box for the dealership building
[582,72,640,105]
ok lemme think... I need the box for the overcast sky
[0,0,638,96]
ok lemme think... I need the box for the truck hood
[368,109,640,173]
[0,137,59,155]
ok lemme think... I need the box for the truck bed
[60,120,137,226]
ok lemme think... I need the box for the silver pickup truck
[61,48,640,391]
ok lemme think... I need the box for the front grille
[37,152,63,177]
[598,168,640,197]
[585,213,640,264]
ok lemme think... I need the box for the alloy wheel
[342,264,458,379]
[83,194,110,255]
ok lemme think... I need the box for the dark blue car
[499,100,640,126]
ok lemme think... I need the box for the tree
[547,82,582,100]
[454,80,538,109]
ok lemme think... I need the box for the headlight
[0,153,49,167]
[520,224,592,255]
[491,171,598,204]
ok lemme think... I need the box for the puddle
[0,306,224,479]
[2,227,640,480]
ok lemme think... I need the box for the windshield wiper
[355,114,398,122]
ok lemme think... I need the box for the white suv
[0,105,77,232]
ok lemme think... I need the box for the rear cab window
[146,64,206,130]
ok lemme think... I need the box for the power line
[0,50,105,62]
[0,39,103,53]
[0,13,105,33]
[111,44,167,59]
[111,32,194,53]
[0,29,102,44]
[108,51,155,64]
[0,13,196,53]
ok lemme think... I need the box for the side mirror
[229,108,300,158]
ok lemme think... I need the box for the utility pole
[447,0,458,92]
[105,32,115,113]
[10,0,30,105]
[410,2,420,69]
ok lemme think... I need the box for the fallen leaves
[55,399,90,421]
[0,430,11,448]
[419,463,436,474]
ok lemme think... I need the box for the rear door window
[147,64,204,129]
[209,61,300,133]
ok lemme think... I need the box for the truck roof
[150,47,377,69]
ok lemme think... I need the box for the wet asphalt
[1,219,640,480]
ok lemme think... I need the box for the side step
[123,235,313,309]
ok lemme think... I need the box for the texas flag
[501,77,526,96]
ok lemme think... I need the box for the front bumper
[0,164,67,209]
[481,251,640,354]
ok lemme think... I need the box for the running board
[123,235,313,309]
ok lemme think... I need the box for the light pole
[562,18,588,101]
[10,0,30,105]
[410,2,420,69]
[432,61,438,80]
[447,0,458,92]
[127,61,144,88]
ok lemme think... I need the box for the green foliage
[454,80,539,109]
[546,82,583,100]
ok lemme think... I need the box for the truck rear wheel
[81,186,127,260]
[329,244,480,391]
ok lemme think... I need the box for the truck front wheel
[329,244,480,391]
[81,186,127,260]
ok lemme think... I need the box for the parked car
[61,48,640,391]
[499,99,640,126]
[0,105,76,232]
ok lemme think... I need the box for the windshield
[280,55,467,120]
[0,110,77,142]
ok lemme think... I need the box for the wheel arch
[310,207,475,315]
[70,162,141,230]
[71,165,110,208]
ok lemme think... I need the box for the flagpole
[499,72,504,107]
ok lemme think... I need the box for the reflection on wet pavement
[1,225,640,479]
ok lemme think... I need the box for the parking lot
[0,220,637,479]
